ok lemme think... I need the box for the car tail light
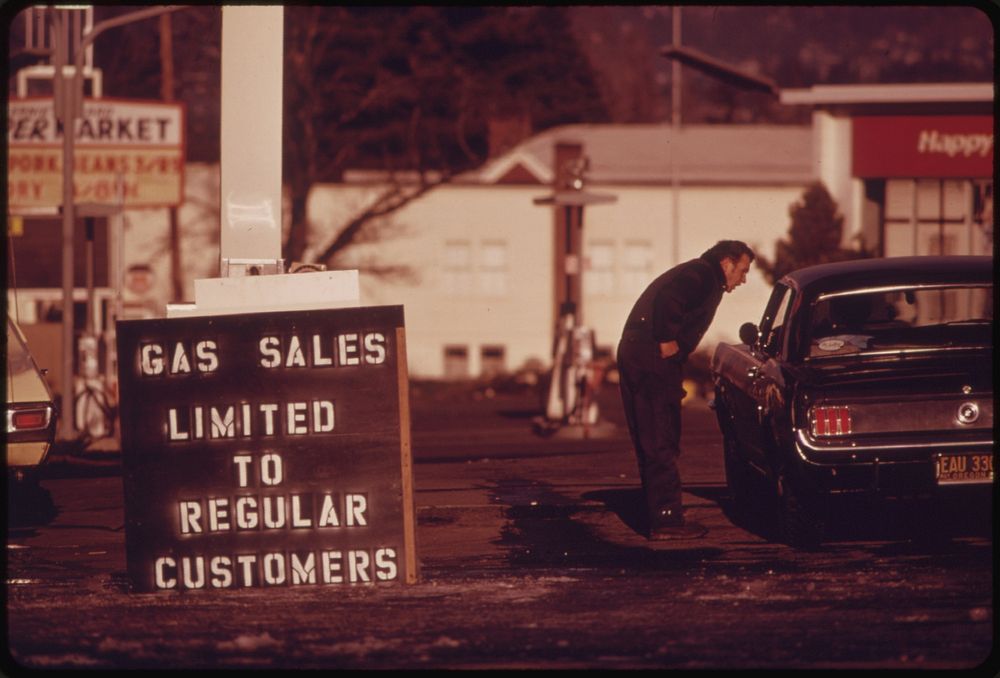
[7,406,52,433]
[811,405,852,437]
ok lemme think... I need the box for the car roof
[780,255,994,296]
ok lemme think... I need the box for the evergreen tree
[756,182,871,284]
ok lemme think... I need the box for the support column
[553,142,584,324]
[220,6,284,273]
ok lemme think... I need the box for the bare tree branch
[312,172,452,266]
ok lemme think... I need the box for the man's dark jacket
[617,254,726,399]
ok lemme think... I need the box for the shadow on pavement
[581,487,646,534]
[40,437,122,480]
[7,480,57,530]
[498,477,991,570]
[492,479,724,571]
[684,483,993,554]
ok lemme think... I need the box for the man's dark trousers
[617,330,686,528]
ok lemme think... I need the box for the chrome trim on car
[803,344,991,362]
[795,428,992,453]
[6,403,54,434]
[806,397,992,436]
[815,282,993,301]
[957,402,980,425]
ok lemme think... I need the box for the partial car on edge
[6,315,58,485]
[711,256,993,545]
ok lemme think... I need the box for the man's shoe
[648,521,708,541]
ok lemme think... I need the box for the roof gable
[475,123,815,186]
[494,162,545,185]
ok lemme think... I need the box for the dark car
[710,256,993,545]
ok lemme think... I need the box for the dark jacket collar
[699,254,727,290]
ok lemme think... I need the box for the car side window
[758,285,794,357]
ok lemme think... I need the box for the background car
[7,315,58,486]
[710,256,993,546]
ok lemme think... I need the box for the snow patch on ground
[216,632,283,652]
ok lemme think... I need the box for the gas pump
[544,313,600,426]
[73,209,120,441]
[533,146,616,438]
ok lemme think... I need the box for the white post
[220,5,285,274]
[171,4,360,318]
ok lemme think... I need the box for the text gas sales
[138,331,388,377]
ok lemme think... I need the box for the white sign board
[7,97,185,209]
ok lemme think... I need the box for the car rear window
[807,284,993,357]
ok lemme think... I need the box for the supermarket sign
[7,97,185,209]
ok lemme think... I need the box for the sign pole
[49,5,186,440]
[55,9,76,440]
[395,327,419,583]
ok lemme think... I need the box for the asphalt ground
[6,382,996,670]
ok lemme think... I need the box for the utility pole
[670,6,681,266]
[51,5,185,440]
[159,12,183,302]
[52,7,80,441]
[659,17,781,267]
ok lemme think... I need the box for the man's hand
[659,340,680,359]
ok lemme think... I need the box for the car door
[732,284,794,471]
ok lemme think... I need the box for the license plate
[935,453,994,485]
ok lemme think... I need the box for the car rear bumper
[794,435,994,496]
[7,440,52,469]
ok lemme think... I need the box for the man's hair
[703,240,755,263]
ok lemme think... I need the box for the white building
[306,124,815,378]
[14,85,989,384]
[780,83,994,257]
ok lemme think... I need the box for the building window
[478,240,507,297]
[622,240,653,294]
[883,179,992,257]
[972,180,993,251]
[585,240,615,297]
[443,345,469,380]
[443,240,472,296]
[480,345,506,378]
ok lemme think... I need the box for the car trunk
[797,350,992,438]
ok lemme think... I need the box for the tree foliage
[36,6,989,272]
[282,6,607,265]
[571,6,993,125]
[82,7,607,268]
[756,182,871,284]
[92,6,221,163]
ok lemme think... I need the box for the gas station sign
[116,305,418,592]
[7,97,184,209]
[852,115,993,178]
